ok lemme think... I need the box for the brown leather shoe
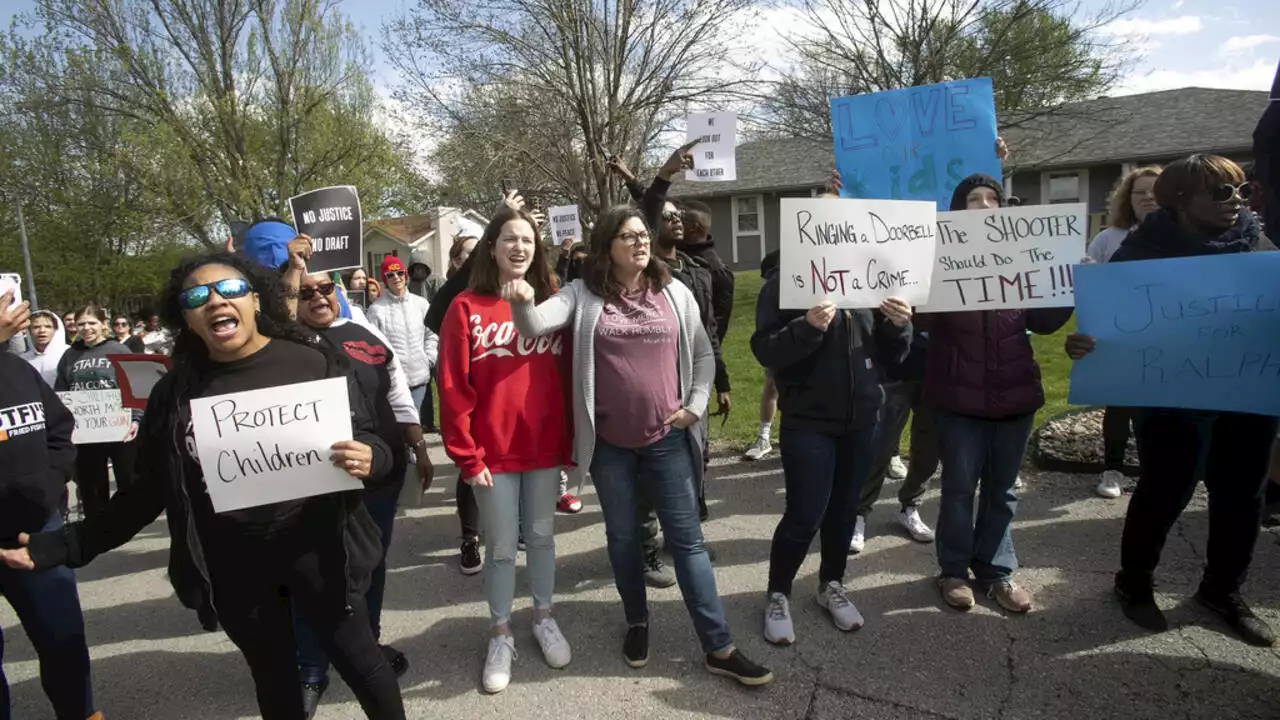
[988,581,1033,613]
[938,577,975,610]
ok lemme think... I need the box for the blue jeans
[933,410,1034,583]
[769,426,875,597]
[0,514,94,720]
[296,485,398,684]
[475,468,560,625]
[590,428,731,654]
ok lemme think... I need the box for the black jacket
[26,342,391,632]
[1254,60,1280,235]
[681,239,735,345]
[751,271,912,434]
[662,251,730,392]
[425,258,475,335]
[0,354,76,539]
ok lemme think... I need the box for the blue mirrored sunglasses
[178,277,252,310]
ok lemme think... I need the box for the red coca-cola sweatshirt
[439,290,572,478]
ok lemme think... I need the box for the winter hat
[380,256,406,278]
[949,174,1006,211]
[241,219,297,270]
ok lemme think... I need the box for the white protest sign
[778,197,937,309]
[56,390,132,444]
[0,273,21,309]
[923,203,1087,312]
[548,205,582,247]
[188,377,361,513]
[685,112,737,182]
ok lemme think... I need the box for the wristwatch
[412,437,428,451]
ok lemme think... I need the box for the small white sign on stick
[548,205,582,247]
[685,112,737,182]
[778,198,938,309]
[923,203,1087,312]
[188,377,361,513]
[56,390,132,444]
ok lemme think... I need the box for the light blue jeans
[474,468,561,625]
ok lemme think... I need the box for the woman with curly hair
[0,253,406,719]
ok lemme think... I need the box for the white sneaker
[849,515,866,554]
[743,436,772,461]
[1014,475,1025,491]
[482,635,517,693]
[888,455,908,480]
[898,507,935,542]
[1095,470,1123,499]
[532,618,572,669]
[763,592,795,645]
[816,581,865,631]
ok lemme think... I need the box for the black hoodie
[0,353,76,540]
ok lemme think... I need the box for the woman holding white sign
[506,205,773,687]
[54,304,140,520]
[1,253,406,719]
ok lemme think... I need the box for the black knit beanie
[949,174,1006,211]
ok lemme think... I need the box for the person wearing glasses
[1065,155,1279,647]
[1084,167,1163,500]
[110,314,145,353]
[0,253,407,718]
[285,267,433,716]
[61,311,78,346]
[506,205,772,686]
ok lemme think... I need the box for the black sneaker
[1114,578,1168,632]
[705,649,773,686]
[300,676,330,720]
[460,539,483,576]
[1195,589,1276,647]
[380,644,409,678]
[644,551,676,588]
[623,624,649,668]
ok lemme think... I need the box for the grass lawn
[707,271,1078,454]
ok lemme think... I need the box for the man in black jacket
[0,297,98,720]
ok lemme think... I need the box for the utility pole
[15,198,38,309]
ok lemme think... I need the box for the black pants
[208,539,405,720]
[1119,410,1279,596]
[420,378,437,432]
[857,381,939,516]
[74,441,137,519]
[1102,406,1136,471]
[457,478,479,540]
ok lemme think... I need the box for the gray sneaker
[644,551,676,588]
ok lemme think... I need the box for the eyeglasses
[662,210,684,222]
[385,270,405,279]
[299,282,337,301]
[1210,183,1253,203]
[113,321,130,328]
[178,277,252,310]
[614,231,651,246]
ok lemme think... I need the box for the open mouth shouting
[209,311,240,340]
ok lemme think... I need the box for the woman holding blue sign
[1065,155,1279,648]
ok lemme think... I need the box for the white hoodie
[18,311,69,387]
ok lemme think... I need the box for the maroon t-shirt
[593,287,681,448]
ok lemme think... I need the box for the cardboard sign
[288,186,363,273]
[830,78,1001,209]
[56,389,132,444]
[1068,252,1280,415]
[548,205,582,247]
[923,203,1087,312]
[685,112,737,182]
[778,197,937,309]
[108,354,171,410]
[188,377,361,512]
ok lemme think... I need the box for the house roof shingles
[669,87,1269,199]
[364,215,434,244]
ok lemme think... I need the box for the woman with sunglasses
[285,266,431,715]
[54,304,141,520]
[2,253,406,718]
[110,314,145,353]
[1066,155,1278,647]
[506,205,772,686]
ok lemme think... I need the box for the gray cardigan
[510,278,715,490]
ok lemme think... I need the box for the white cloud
[1172,0,1184,8]
[1220,34,1280,57]
[1099,15,1203,37]
[1114,58,1277,95]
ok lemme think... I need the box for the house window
[732,195,764,266]
[1041,169,1090,205]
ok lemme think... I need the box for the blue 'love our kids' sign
[1067,252,1280,416]
[829,78,1001,210]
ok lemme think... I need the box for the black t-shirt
[182,339,337,545]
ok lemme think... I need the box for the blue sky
[5,0,1277,96]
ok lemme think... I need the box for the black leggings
[209,542,405,720]
[73,441,137,519]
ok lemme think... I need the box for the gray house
[667,87,1270,271]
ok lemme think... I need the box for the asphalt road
[4,442,1279,719]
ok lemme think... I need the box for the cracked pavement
[4,444,1279,719]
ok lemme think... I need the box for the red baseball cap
[381,256,405,278]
